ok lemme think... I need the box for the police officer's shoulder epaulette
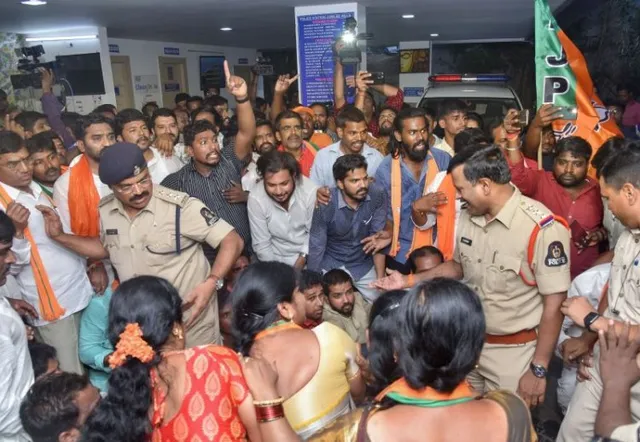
[154,185,189,207]
[519,199,556,229]
[98,194,116,207]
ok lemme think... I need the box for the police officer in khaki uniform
[559,145,640,442]
[38,142,244,347]
[374,145,571,406]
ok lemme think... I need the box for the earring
[172,326,183,340]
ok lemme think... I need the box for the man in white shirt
[115,108,181,183]
[53,114,117,290]
[0,131,93,374]
[248,150,317,268]
[434,99,468,157]
[0,209,34,442]
[310,107,384,188]
[242,120,277,192]
[150,108,189,165]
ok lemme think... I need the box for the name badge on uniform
[106,229,118,235]
[461,237,472,246]
[545,241,568,267]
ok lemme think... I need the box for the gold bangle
[253,397,284,407]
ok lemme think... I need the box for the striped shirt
[161,139,252,257]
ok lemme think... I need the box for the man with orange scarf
[374,108,455,275]
[53,114,117,293]
[0,131,93,374]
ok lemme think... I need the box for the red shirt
[334,89,405,137]
[278,141,316,177]
[510,157,604,278]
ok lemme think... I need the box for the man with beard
[150,108,188,164]
[248,150,317,268]
[309,154,387,303]
[162,62,255,260]
[53,114,117,295]
[39,141,244,347]
[299,269,324,329]
[242,120,277,192]
[275,110,316,177]
[293,106,332,149]
[321,269,370,345]
[310,107,383,188]
[374,145,571,407]
[374,108,452,274]
[186,96,204,113]
[310,102,339,143]
[0,131,93,374]
[204,95,231,131]
[115,108,181,183]
[369,105,398,155]
[434,99,468,157]
[507,136,605,278]
[25,133,62,196]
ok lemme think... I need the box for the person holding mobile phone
[506,134,605,278]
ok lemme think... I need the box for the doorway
[158,56,188,108]
[110,56,134,110]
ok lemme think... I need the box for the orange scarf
[0,185,65,321]
[389,156,457,260]
[68,155,100,237]
[375,377,476,403]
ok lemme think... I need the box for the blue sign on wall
[164,47,180,56]
[109,44,119,53]
[403,87,425,98]
[297,12,355,106]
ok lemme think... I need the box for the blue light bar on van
[429,74,510,83]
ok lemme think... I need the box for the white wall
[398,40,432,105]
[20,26,116,114]
[107,38,259,109]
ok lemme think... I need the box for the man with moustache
[293,106,333,149]
[54,114,117,296]
[310,102,339,143]
[242,120,278,191]
[434,99,468,157]
[310,107,384,188]
[321,269,370,345]
[162,63,255,260]
[374,145,571,407]
[374,108,452,274]
[506,136,605,278]
[275,110,317,177]
[38,142,244,347]
[204,95,231,131]
[25,133,62,197]
[115,108,181,183]
[309,154,387,303]
[0,131,93,374]
[150,108,188,165]
[248,150,317,268]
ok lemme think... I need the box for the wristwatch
[207,274,224,291]
[584,312,602,333]
[530,363,548,379]
[299,252,308,260]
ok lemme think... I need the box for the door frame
[158,56,189,107]
[110,55,135,110]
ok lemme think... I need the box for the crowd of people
[2,49,640,442]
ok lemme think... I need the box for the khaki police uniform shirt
[606,228,640,323]
[98,185,234,346]
[453,187,571,335]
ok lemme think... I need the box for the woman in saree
[240,278,536,442]
[232,261,366,439]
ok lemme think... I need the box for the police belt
[485,329,537,345]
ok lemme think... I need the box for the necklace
[254,320,301,340]
[376,377,477,408]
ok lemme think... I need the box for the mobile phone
[518,110,530,127]
[556,106,578,120]
[370,72,385,85]
[570,221,588,245]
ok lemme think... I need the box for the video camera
[333,18,373,64]
[11,45,57,90]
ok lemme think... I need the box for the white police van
[417,74,523,122]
